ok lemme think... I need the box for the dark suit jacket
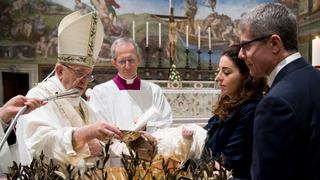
[204,98,261,180]
[251,58,320,180]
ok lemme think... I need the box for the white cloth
[153,124,207,162]
[0,124,18,174]
[88,80,173,130]
[16,75,100,166]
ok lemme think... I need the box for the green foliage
[6,144,232,180]
[168,64,181,82]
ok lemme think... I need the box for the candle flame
[316,36,319,39]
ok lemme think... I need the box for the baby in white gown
[109,124,207,164]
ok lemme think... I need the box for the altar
[153,80,220,126]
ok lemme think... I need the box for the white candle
[159,23,161,48]
[146,22,149,47]
[132,21,135,41]
[198,26,201,49]
[169,0,172,12]
[208,27,211,50]
[312,36,320,66]
[186,25,189,49]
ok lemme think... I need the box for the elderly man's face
[112,43,140,79]
[238,26,274,77]
[57,63,94,95]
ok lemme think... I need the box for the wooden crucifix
[151,8,187,65]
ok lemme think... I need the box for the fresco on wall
[0,0,298,67]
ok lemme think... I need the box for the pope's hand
[88,139,103,157]
[72,122,123,151]
[92,121,122,140]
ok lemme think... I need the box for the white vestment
[88,79,173,166]
[0,124,19,174]
[88,79,173,130]
[16,76,100,166]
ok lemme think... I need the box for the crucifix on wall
[152,7,187,65]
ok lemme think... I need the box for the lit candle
[186,25,189,49]
[132,21,135,41]
[159,23,161,48]
[169,0,172,12]
[312,36,320,66]
[208,27,211,50]
[198,26,201,50]
[146,22,149,47]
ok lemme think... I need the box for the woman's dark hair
[213,45,267,120]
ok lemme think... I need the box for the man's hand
[88,139,103,157]
[72,122,122,151]
[0,95,46,124]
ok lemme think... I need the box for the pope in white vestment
[17,76,101,165]
[15,11,122,166]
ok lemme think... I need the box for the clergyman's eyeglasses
[117,58,137,66]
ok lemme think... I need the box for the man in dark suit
[238,3,320,180]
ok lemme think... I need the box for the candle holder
[158,48,162,68]
[208,50,213,80]
[208,50,212,71]
[184,70,191,80]
[197,49,202,80]
[185,48,190,69]
[144,46,150,78]
[157,70,163,80]
[144,69,151,79]
[197,49,201,70]
[197,70,202,80]
[145,46,149,68]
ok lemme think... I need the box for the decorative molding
[0,64,38,105]
[162,88,220,125]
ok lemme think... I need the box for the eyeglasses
[117,58,137,66]
[62,64,95,82]
[239,34,272,50]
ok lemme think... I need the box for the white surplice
[16,75,100,166]
[88,79,173,166]
[88,80,173,130]
[0,124,19,174]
